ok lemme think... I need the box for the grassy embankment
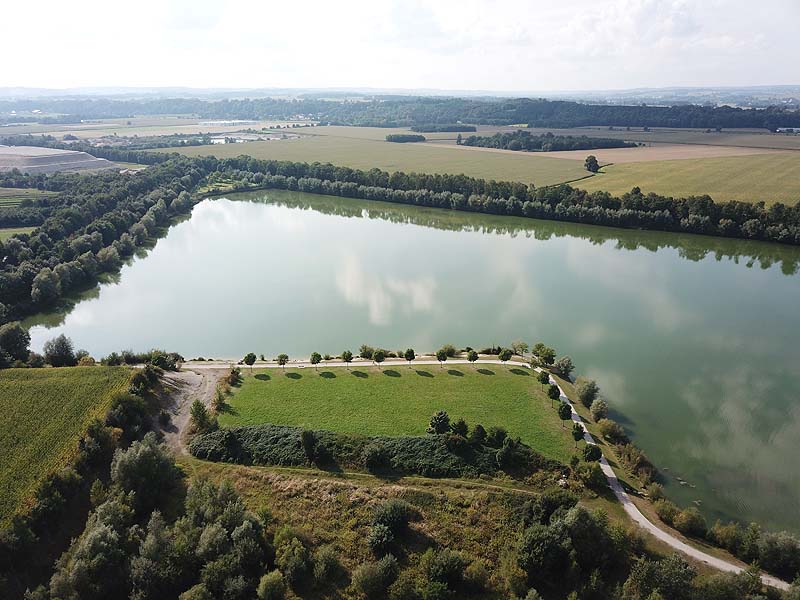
[219,364,574,464]
[0,366,132,523]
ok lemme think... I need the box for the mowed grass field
[219,365,574,463]
[0,367,131,523]
[0,227,35,241]
[162,134,589,186]
[575,153,800,204]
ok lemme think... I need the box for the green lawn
[160,132,589,187]
[576,153,800,205]
[0,367,131,523]
[220,365,574,463]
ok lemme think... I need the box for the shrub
[106,392,150,443]
[441,344,457,357]
[427,410,450,435]
[463,558,489,591]
[576,462,606,491]
[645,482,664,501]
[469,424,486,445]
[368,523,395,555]
[422,548,467,589]
[190,400,216,434]
[451,417,468,437]
[312,545,340,584]
[486,426,507,448]
[757,531,800,581]
[373,499,414,535]
[352,555,399,599]
[388,572,422,600]
[158,411,171,427]
[300,429,317,461]
[590,398,608,421]
[26,352,45,368]
[257,570,286,600]
[421,581,449,600]
[708,521,742,555]
[110,432,178,514]
[597,419,628,444]
[444,433,468,454]
[362,443,390,471]
[575,378,600,408]
[359,345,375,360]
[653,499,680,526]
[582,444,601,462]
[275,537,310,588]
[674,507,707,538]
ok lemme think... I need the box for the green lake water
[27,190,800,532]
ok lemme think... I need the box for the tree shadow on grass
[447,369,464,377]
[319,371,336,379]
[352,370,368,378]
[254,373,271,381]
[383,369,401,378]
[477,368,495,376]
[509,368,529,376]
[285,372,302,380]
[415,370,434,378]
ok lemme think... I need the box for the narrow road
[179,357,789,590]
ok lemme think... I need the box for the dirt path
[159,369,221,454]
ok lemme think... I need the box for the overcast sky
[2,0,797,92]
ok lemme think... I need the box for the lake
[27,189,800,532]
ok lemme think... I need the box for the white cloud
[0,0,796,90]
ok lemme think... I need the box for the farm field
[0,187,57,207]
[219,365,574,463]
[0,366,131,523]
[0,227,35,241]
[0,116,313,139]
[575,152,800,204]
[466,125,800,151]
[163,134,589,186]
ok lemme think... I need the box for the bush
[388,572,422,600]
[576,462,606,491]
[463,558,489,591]
[427,410,450,434]
[485,426,507,448]
[362,443,390,472]
[653,499,680,526]
[708,521,741,555]
[257,570,286,600]
[190,400,215,434]
[275,537,310,588]
[582,444,602,462]
[441,344,457,357]
[312,545,340,584]
[110,432,178,514]
[444,433,468,454]
[451,417,468,437]
[575,378,599,408]
[352,555,399,599]
[300,429,317,461]
[645,482,664,501]
[367,523,395,555]
[674,507,707,538]
[106,392,150,443]
[597,418,628,444]
[468,424,486,445]
[373,499,414,535]
[590,398,608,421]
[422,548,467,589]
[757,531,800,580]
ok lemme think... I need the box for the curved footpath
[183,357,789,590]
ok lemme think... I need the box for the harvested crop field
[576,152,800,204]
[162,135,588,186]
[540,144,787,163]
[0,366,131,522]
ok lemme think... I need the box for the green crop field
[161,133,589,186]
[576,153,800,204]
[0,367,131,523]
[0,227,35,241]
[220,365,574,462]
[0,187,57,206]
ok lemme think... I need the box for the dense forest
[461,130,638,151]
[3,96,800,129]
